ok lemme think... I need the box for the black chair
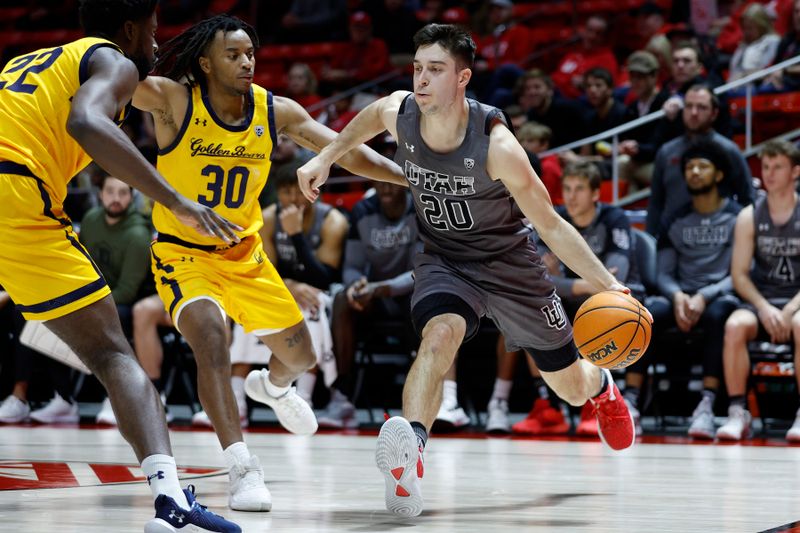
[352,318,416,424]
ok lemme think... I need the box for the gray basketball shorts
[411,245,574,353]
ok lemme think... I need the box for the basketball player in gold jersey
[0,1,240,532]
[133,15,406,512]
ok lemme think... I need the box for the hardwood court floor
[0,425,798,533]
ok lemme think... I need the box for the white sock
[538,384,550,400]
[265,371,291,398]
[491,378,513,401]
[295,372,316,403]
[231,376,246,408]
[443,380,458,407]
[223,441,251,469]
[141,454,189,509]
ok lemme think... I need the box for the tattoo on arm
[285,327,306,348]
[297,129,322,152]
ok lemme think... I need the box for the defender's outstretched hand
[171,197,243,245]
[297,156,332,202]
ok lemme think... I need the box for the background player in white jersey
[298,23,638,517]
[133,15,406,512]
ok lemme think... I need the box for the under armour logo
[464,158,474,170]
[194,118,207,126]
[541,299,567,330]
[759,223,770,232]
[146,471,165,485]
[405,142,414,153]
[169,510,185,523]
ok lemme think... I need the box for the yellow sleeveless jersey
[154,82,276,245]
[0,37,126,203]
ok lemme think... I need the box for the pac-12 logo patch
[464,158,475,170]
[254,125,264,137]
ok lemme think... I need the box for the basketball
[572,291,652,370]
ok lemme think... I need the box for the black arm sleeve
[290,234,339,290]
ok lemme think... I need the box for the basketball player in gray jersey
[717,140,800,442]
[298,23,637,517]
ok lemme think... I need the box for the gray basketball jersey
[394,95,531,261]
[274,202,333,282]
[752,195,800,300]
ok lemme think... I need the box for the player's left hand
[172,198,242,244]
[297,156,332,202]
[280,204,305,236]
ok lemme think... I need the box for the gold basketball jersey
[154,82,275,245]
[0,37,126,203]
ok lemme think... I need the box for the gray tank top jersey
[274,202,333,281]
[351,193,418,281]
[394,95,531,261]
[752,195,800,300]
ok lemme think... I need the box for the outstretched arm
[296,91,409,201]
[275,96,405,190]
[68,49,239,243]
[487,124,624,293]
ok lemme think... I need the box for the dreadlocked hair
[154,14,259,84]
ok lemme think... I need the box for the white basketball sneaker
[245,369,317,435]
[29,393,78,424]
[716,404,752,441]
[0,395,30,423]
[228,455,272,512]
[375,416,424,517]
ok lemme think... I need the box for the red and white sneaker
[375,416,424,517]
[589,369,635,451]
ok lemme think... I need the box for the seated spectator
[516,122,563,204]
[717,140,800,442]
[645,34,674,86]
[486,162,643,435]
[581,67,629,155]
[624,139,742,438]
[657,41,732,140]
[286,63,323,119]
[619,51,669,191]
[762,0,800,92]
[552,15,619,100]
[330,182,421,428]
[728,3,781,82]
[474,0,532,71]
[79,175,151,336]
[321,11,392,88]
[646,85,754,237]
[517,70,587,149]
[78,175,161,425]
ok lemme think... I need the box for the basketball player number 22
[198,164,250,209]
[0,47,63,94]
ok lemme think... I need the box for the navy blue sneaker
[144,485,241,533]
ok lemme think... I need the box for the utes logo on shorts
[541,299,567,330]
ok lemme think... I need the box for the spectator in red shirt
[476,0,533,71]
[321,11,392,87]
[517,122,563,204]
[552,15,619,100]
[286,63,323,119]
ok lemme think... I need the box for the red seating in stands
[729,91,800,145]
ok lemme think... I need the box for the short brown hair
[517,122,552,144]
[562,161,602,190]
[761,139,800,166]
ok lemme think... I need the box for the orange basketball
[572,291,652,370]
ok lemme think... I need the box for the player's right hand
[297,156,332,202]
[171,197,242,245]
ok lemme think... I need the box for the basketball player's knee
[724,316,749,344]
[195,329,231,370]
[422,319,465,353]
[791,313,800,334]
